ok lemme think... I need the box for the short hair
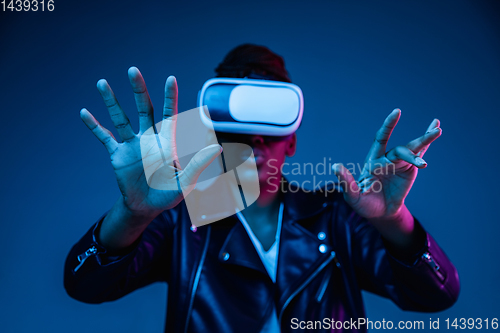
[215,44,292,83]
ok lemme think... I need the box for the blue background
[1,0,499,331]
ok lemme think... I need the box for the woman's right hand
[81,67,222,222]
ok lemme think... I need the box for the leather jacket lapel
[218,216,268,276]
[217,178,336,308]
[276,179,335,315]
[276,210,334,311]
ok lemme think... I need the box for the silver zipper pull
[422,251,444,281]
[332,251,341,268]
[73,245,98,273]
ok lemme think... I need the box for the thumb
[180,144,223,191]
[332,163,360,202]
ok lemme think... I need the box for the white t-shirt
[236,202,284,332]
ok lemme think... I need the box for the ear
[285,133,297,157]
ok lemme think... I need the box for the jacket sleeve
[64,210,175,304]
[351,214,460,312]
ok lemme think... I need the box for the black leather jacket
[64,184,460,332]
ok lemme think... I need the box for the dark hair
[215,44,291,83]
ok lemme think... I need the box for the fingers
[80,108,119,154]
[180,144,223,190]
[406,126,442,154]
[332,163,360,202]
[386,145,428,169]
[160,76,178,140]
[366,108,401,160]
[418,119,441,158]
[97,79,135,142]
[128,67,155,134]
[426,118,440,133]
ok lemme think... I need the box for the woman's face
[215,132,297,186]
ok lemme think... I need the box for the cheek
[267,142,288,159]
[263,157,283,171]
[257,155,285,180]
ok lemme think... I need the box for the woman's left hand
[332,109,441,246]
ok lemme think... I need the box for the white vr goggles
[198,77,304,136]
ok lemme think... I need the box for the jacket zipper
[73,245,99,273]
[422,251,445,281]
[184,226,211,333]
[315,251,341,302]
[279,251,336,324]
[315,265,333,303]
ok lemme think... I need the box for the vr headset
[198,77,304,137]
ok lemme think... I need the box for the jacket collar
[282,178,332,220]
[217,178,336,288]
[217,216,268,276]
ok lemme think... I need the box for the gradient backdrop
[1,0,499,332]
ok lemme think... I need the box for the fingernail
[392,108,401,113]
[96,79,107,89]
[415,157,427,166]
[219,145,223,153]
[427,127,440,134]
[331,164,338,174]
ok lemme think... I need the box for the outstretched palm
[80,67,221,217]
[333,109,441,221]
